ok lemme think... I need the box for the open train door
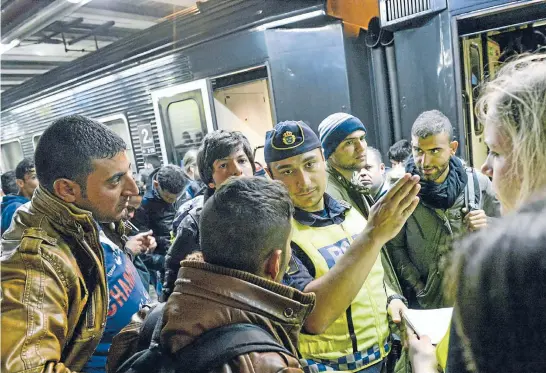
[210,66,275,168]
[461,37,488,169]
[151,79,215,166]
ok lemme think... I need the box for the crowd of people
[1,53,545,373]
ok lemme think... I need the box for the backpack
[114,303,294,373]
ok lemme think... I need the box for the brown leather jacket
[1,187,108,373]
[161,261,315,373]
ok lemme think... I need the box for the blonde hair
[476,52,546,210]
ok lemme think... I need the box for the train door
[151,79,214,166]
[456,2,545,168]
[210,66,275,166]
[461,36,488,168]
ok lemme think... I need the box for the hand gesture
[125,230,156,255]
[366,174,421,245]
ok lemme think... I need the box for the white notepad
[402,307,453,344]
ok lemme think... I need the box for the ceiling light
[254,10,325,31]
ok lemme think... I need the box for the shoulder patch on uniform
[338,199,352,210]
[287,256,300,276]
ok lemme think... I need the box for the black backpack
[116,303,294,373]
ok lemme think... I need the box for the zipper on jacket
[87,291,96,329]
[346,306,358,353]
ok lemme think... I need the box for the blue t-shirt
[84,230,150,373]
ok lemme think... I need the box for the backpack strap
[176,323,293,373]
[137,302,166,351]
[464,167,481,211]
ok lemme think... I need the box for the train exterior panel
[1,0,545,172]
[1,0,372,172]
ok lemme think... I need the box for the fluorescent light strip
[254,10,325,31]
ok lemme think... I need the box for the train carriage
[1,0,544,173]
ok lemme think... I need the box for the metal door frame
[452,0,546,164]
[151,79,215,165]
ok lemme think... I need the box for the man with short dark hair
[388,139,412,169]
[1,170,18,196]
[163,130,256,300]
[387,140,412,185]
[386,110,500,309]
[359,147,388,201]
[265,121,420,373]
[158,177,314,373]
[133,164,186,296]
[1,158,39,233]
[1,115,142,373]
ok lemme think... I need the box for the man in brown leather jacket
[1,115,139,373]
[159,177,315,373]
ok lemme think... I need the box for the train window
[469,43,484,136]
[167,99,203,161]
[99,115,137,172]
[469,44,483,91]
[0,140,24,172]
[32,134,42,150]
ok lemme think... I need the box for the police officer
[265,121,420,373]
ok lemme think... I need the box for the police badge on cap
[264,121,321,163]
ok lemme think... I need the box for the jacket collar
[327,164,370,195]
[177,260,315,322]
[31,186,99,234]
[293,193,349,227]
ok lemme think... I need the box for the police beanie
[318,113,367,160]
[264,121,321,164]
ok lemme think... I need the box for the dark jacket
[386,168,500,308]
[1,187,108,373]
[161,261,315,373]
[1,194,29,234]
[175,180,206,212]
[163,194,204,301]
[172,187,205,232]
[133,169,176,270]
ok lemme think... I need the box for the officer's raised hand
[365,174,420,245]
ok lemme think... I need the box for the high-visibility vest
[292,206,390,371]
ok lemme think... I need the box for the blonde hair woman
[478,53,546,213]
[408,53,546,372]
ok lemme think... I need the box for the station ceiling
[0,0,198,93]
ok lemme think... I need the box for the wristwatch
[387,294,408,308]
